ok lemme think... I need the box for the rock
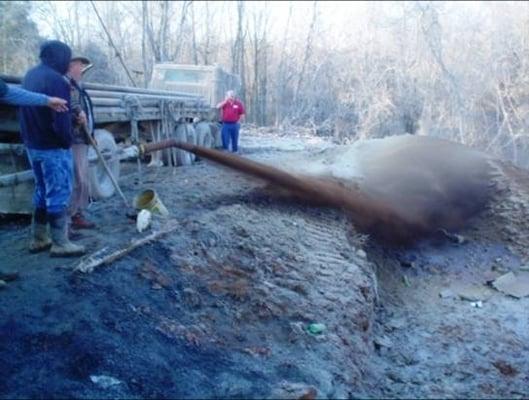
[306,323,326,335]
[374,335,393,350]
[356,249,367,259]
[492,271,529,298]
[455,284,493,302]
[386,318,406,331]
[439,288,456,299]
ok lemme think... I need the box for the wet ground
[0,129,528,398]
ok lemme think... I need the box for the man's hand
[47,97,68,112]
[216,99,228,109]
[76,110,87,126]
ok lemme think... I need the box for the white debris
[470,301,483,308]
[136,209,152,233]
[90,375,122,389]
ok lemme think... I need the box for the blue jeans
[26,148,73,215]
[221,122,240,152]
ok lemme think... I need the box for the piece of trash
[439,288,456,299]
[133,189,169,217]
[90,375,122,389]
[470,301,483,308]
[136,209,152,233]
[307,323,326,335]
[492,271,529,299]
[519,265,529,272]
[402,275,411,287]
[0,280,6,289]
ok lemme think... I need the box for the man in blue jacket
[20,40,85,257]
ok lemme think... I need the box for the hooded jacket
[20,40,72,149]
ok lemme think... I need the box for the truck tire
[184,124,197,163]
[196,122,214,148]
[175,124,193,166]
[88,129,120,200]
[209,122,223,148]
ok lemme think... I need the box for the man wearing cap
[67,55,96,230]
[20,40,85,257]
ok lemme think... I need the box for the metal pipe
[86,89,194,103]
[1,74,205,102]
[91,97,161,108]
[0,170,33,187]
[83,82,202,99]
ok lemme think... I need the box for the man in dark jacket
[20,40,85,257]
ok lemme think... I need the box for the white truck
[0,64,241,214]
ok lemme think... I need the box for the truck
[0,63,241,214]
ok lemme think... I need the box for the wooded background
[2,1,529,167]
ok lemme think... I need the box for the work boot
[29,208,52,253]
[71,212,96,230]
[49,212,86,257]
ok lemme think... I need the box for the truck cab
[149,63,241,108]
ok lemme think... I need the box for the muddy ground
[0,129,528,399]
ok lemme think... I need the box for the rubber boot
[49,212,86,257]
[29,208,52,253]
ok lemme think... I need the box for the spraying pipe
[138,139,428,242]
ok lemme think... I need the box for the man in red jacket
[216,90,245,153]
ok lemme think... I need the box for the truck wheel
[175,124,192,166]
[88,129,120,199]
[209,122,223,148]
[184,124,197,163]
[196,122,214,148]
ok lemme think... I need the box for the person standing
[0,77,68,111]
[216,90,245,153]
[66,56,96,230]
[20,40,85,257]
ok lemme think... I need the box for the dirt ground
[0,129,528,399]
